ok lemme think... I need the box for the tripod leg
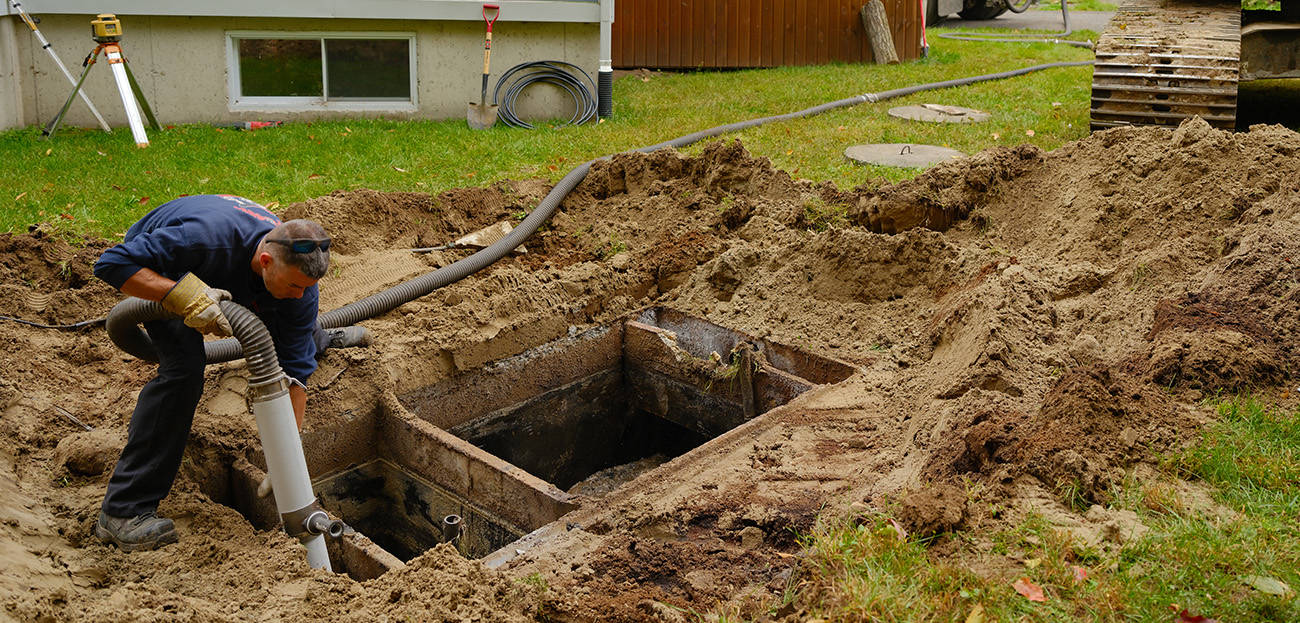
[120,58,161,131]
[43,51,97,139]
[10,0,112,132]
[104,44,149,147]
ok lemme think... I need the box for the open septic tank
[204,308,854,579]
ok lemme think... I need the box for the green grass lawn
[1,30,1095,239]
[782,396,1300,622]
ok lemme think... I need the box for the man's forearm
[120,268,177,301]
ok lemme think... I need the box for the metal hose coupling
[283,501,345,540]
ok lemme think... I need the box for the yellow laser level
[90,13,121,42]
[44,12,160,146]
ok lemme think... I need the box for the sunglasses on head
[267,237,331,253]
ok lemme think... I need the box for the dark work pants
[102,317,205,518]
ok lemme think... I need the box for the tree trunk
[861,0,900,65]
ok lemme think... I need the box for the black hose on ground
[493,61,598,129]
[939,1,1094,48]
[109,60,1093,365]
[0,315,105,329]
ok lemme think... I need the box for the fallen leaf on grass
[1025,129,1036,137]
[991,133,1000,140]
[307,173,323,180]
[964,604,986,623]
[45,148,52,156]
[1175,608,1218,623]
[1243,575,1293,596]
[394,166,407,173]
[1012,577,1046,602]
[888,518,908,541]
[1071,565,1088,583]
[14,192,26,201]
[1024,558,1042,569]
[138,196,150,204]
[264,201,280,210]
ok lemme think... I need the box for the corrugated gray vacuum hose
[105,298,283,383]
[111,60,1092,364]
[103,297,339,571]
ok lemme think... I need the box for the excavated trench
[196,307,853,579]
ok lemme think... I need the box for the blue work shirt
[94,194,320,383]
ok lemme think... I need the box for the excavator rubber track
[1090,0,1241,130]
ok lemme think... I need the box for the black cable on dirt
[938,1,1096,49]
[133,59,1095,364]
[1,315,105,330]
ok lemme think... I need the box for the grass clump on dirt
[1,32,1094,239]
[782,397,1300,622]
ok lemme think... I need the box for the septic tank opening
[402,307,855,497]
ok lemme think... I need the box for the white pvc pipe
[252,390,333,572]
[105,47,149,147]
[599,0,613,73]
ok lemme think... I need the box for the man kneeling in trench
[91,194,366,551]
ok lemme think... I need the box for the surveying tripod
[43,14,160,147]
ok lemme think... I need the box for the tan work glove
[161,273,233,336]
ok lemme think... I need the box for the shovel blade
[467,103,499,130]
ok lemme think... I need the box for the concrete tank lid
[887,104,991,123]
[843,144,966,168]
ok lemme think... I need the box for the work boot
[324,326,372,349]
[94,511,178,552]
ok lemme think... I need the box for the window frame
[226,30,418,111]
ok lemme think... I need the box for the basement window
[226,31,417,111]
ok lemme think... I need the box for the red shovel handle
[483,4,500,33]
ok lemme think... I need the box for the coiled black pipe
[105,298,283,385]
[111,60,1093,364]
[493,60,598,129]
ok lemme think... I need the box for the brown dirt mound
[4,119,1300,620]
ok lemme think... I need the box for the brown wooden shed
[613,0,923,70]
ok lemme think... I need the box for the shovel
[467,4,501,130]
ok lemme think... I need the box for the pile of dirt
[2,119,1299,620]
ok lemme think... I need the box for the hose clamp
[248,374,291,401]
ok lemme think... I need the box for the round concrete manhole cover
[844,144,966,168]
[888,104,991,123]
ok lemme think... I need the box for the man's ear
[258,251,274,269]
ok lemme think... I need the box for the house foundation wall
[5,14,597,130]
[0,18,22,131]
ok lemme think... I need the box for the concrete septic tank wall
[206,399,576,579]
[401,306,856,504]
[202,307,854,578]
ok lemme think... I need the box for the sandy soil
[2,117,1298,621]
